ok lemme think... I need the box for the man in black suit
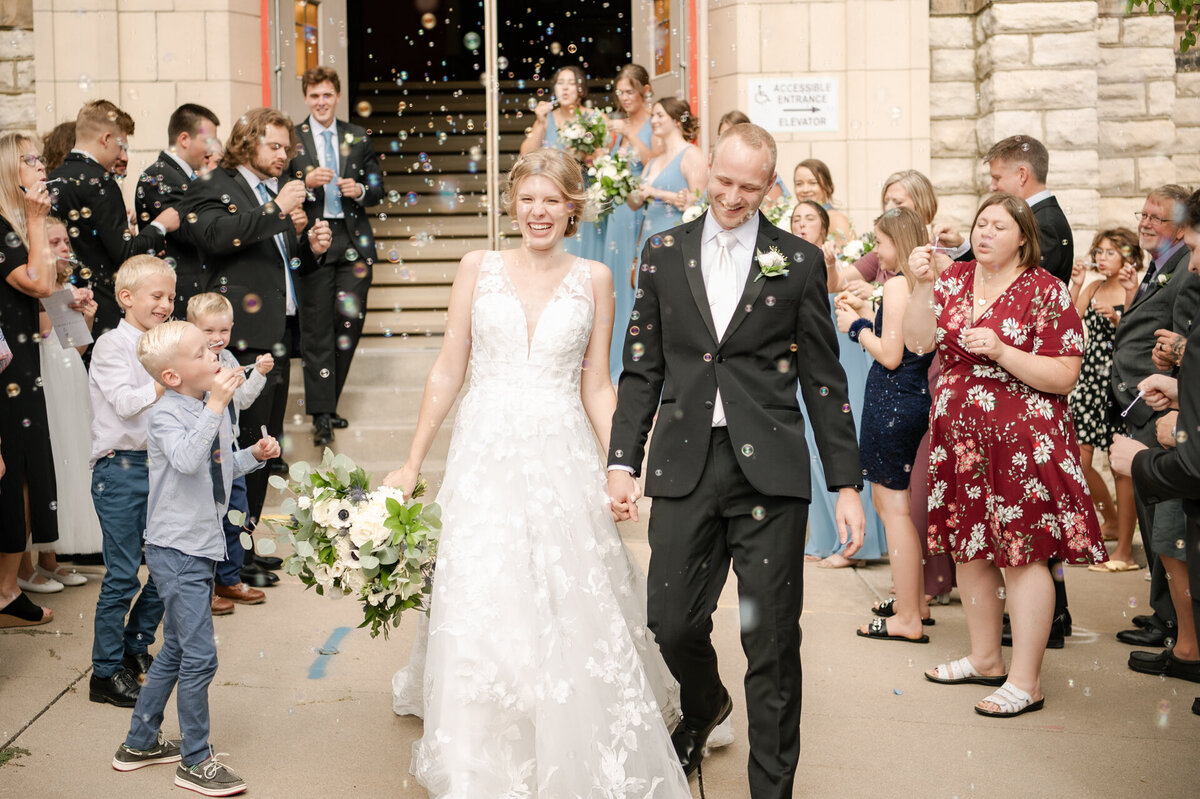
[934,135,1074,284]
[177,107,332,529]
[135,104,220,317]
[1110,185,1200,649]
[50,100,179,336]
[933,134,1076,647]
[1111,188,1200,702]
[608,124,865,797]
[289,67,384,446]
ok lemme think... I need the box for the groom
[608,124,865,798]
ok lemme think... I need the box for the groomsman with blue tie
[290,67,384,446]
[135,104,220,317]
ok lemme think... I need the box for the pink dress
[926,261,1106,567]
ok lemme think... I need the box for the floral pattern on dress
[1068,304,1123,449]
[926,261,1106,567]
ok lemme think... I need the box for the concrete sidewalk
[2,519,1197,798]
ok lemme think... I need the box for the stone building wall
[0,0,36,133]
[929,0,1189,249]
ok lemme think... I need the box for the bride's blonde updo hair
[502,148,588,238]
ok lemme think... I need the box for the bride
[384,149,692,797]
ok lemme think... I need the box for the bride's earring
[569,216,576,226]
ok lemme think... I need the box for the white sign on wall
[746,76,839,133]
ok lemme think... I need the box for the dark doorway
[348,0,632,87]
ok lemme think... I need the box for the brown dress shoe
[215,583,265,605]
[211,594,235,616]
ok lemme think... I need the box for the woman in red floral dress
[903,194,1105,717]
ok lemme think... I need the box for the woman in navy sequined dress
[836,207,934,642]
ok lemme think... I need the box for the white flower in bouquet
[557,108,608,157]
[347,496,391,549]
[586,150,640,222]
[681,193,708,223]
[296,495,311,510]
[312,497,354,529]
[838,232,875,264]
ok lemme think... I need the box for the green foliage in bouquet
[558,107,608,157]
[586,150,641,222]
[256,449,441,639]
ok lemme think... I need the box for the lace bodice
[467,250,594,399]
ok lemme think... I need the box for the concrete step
[373,261,458,285]
[373,235,488,262]
[378,195,490,215]
[368,284,451,311]
[363,310,447,336]
[377,151,519,173]
[375,214,489,237]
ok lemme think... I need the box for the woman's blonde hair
[501,149,587,237]
[44,216,74,283]
[136,320,193,384]
[881,170,938,225]
[972,193,1042,271]
[874,206,928,290]
[0,131,35,246]
[187,292,234,321]
[114,254,176,303]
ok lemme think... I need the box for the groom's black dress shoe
[331,413,349,429]
[672,690,733,778]
[312,414,334,447]
[1117,625,1169,646]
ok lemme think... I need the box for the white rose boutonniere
[755,246,790,281]
[1156,271,1172,288]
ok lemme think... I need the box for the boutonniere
[755,246,790,281]
[868,283,885,309]
[1155,271,1172,288]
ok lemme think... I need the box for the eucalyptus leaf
[295,540,315,558]
[359,554,380,570]
[256,537,277,555]
[239,531,253,550]
[226,509,247,527]
[268,474,288,491]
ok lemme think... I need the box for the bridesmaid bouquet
[254,449,441,639]
[681,191,709,223]
[839,231,876,264]
[558,107,608,157]
[586,150,640,221]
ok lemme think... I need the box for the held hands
[382,462,421,499]
[1138,373,1179,411]
[1156,411,1180,449]
[1109,434,1147,476]
[335,178,363,200]
[24,179,51,220]
[250,434,281,462]
[308,219,333,255]
[962,326,1005,359]
[68,286,97,320]
[254,352,275,376]
[1151,328,1185,370]
[606,469,641,523]
[909,245,939,284]
[1091,299,1121,326]
[930,223,963,250]
[305,166,337,188]
[207,366,240,410]
[1071,257,1087,287]
[276,180,308,214]
[290,207,309,236]
[834,487,866,557]
[534,101,554,124]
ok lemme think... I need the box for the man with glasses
[1111,184,1200,652]
[50,100,180,337]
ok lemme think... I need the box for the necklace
[974,266,1019,307]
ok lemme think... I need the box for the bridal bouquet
[258,450,441,639]
[586,150,640,221]
[838,231,876,264]
[557,107,608,156]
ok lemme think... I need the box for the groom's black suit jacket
[608,212,862,499]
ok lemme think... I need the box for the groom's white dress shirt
[701,212,759,427]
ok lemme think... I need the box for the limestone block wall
[31,0,264,208]
[706,0,932,233]
[0,0,36,133]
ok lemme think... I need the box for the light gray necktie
[710,229,740,426]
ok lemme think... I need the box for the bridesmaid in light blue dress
[519,65,603,259]
[603,65,657,383]
[790,200,888,565]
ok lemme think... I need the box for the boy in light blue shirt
[111,321,278,797]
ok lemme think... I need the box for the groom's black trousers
[646,427,808,799]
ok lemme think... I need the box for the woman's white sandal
[974,681,1045,717]
[924,656,1007,686]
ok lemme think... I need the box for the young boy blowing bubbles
[112,320,279,797]
[188,293,274,609]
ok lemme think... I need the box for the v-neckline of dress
[497,252,580,358]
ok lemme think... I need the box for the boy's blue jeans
[125,544,219,767]
[215,476,248,587]
[91,452,163,677]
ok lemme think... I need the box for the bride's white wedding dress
[393,251,690,797]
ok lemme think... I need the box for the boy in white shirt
[88,255,175,708]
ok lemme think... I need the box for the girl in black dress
[1068,228,1144,571]
[0,132,63,627]
[835,207,935,642]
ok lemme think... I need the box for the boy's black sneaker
[175,756,247,796]
[111,733,182,771]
